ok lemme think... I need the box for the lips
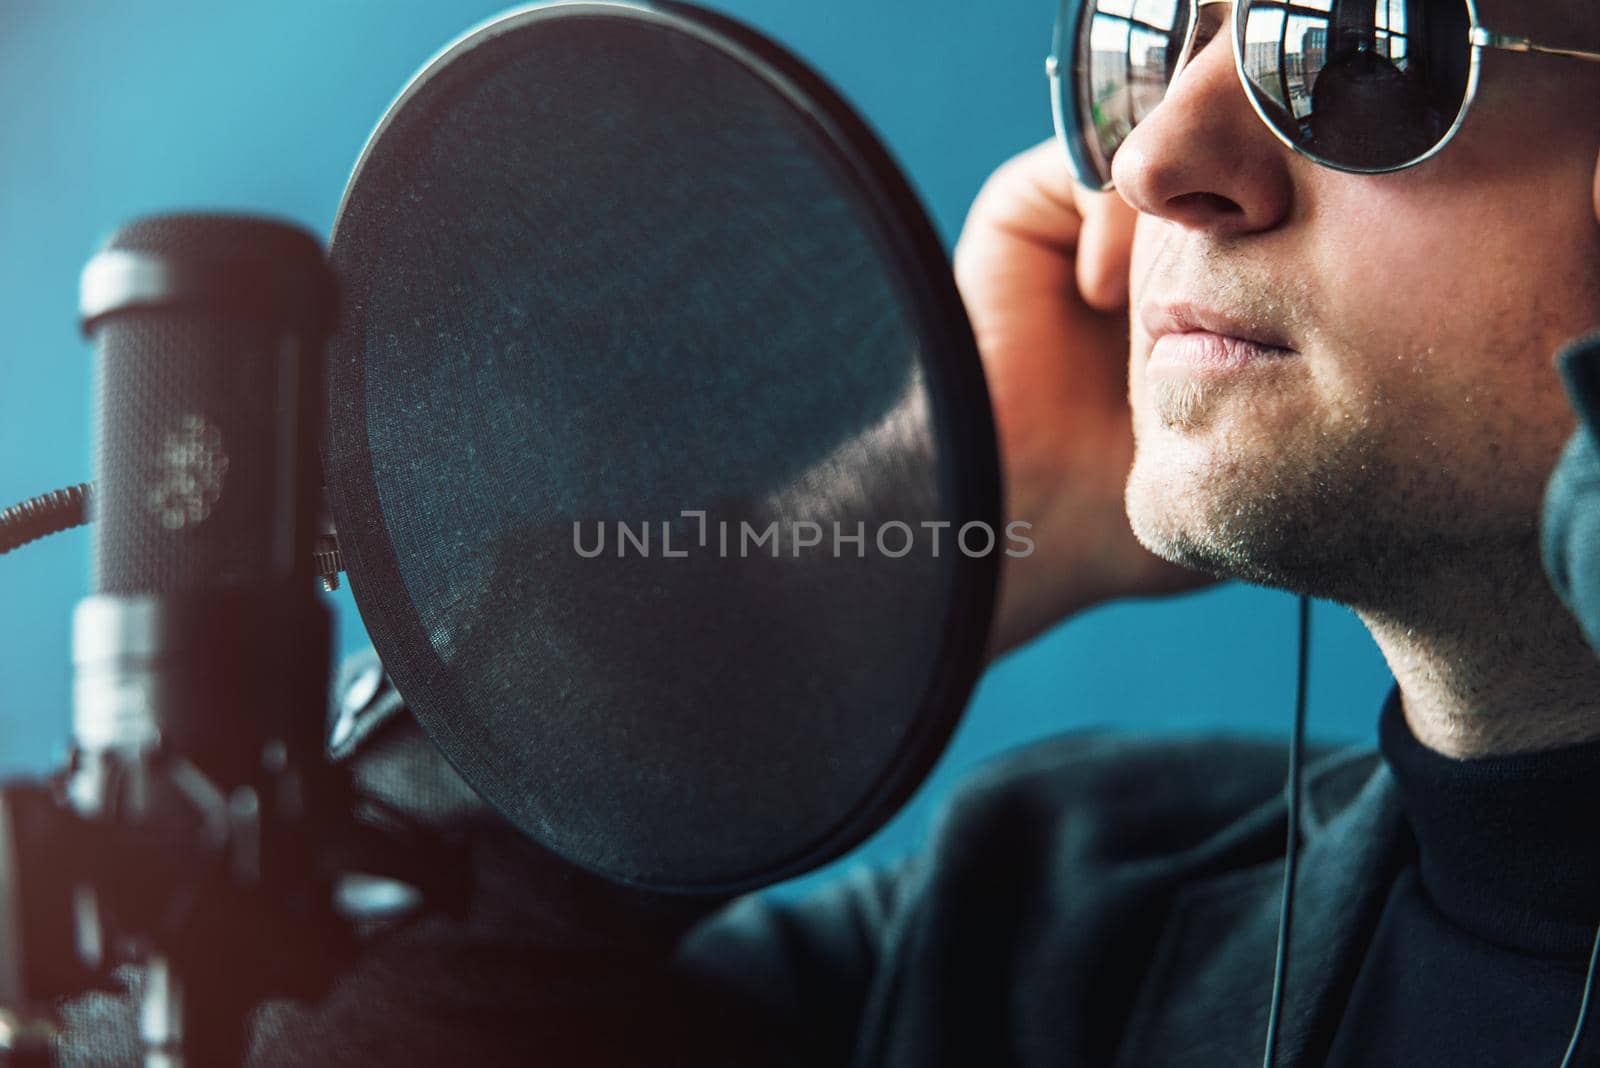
[1140,301,1297,373]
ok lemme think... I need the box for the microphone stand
[1,588,468,1068]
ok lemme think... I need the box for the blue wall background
[0,0,1393,888]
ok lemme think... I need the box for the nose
[1110,9,1294,236]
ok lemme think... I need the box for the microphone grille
[83,214,333,595]
[101,213,325,264]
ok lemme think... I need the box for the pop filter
[324,0,1000,894]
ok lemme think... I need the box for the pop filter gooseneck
[324,1,1001,894]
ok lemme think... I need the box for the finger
[1075,188,1138,313]
[957,139,1085,260]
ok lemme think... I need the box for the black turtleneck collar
[1379,686,1600,958]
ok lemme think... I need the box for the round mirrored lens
[1065,0,1192,185]
[1236,0,1471,171]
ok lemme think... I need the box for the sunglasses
[1050,0,1600,191]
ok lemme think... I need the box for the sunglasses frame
[1049,0,1600,191]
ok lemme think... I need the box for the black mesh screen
[88,216,330,595]
[326,5,998,892]
[93,313,282,592]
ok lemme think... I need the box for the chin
[1124,443,1215,568]
[1124,428,1328,592]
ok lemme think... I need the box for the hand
[954,140,1212,657]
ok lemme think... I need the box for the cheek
[1298,89,1600,365]
[1128,219,1180,368]
[1128,221,1163,337]
[1127,222,1164,403]
[1300,166,1599,402]
[1298,185,1492,363]
[1296,179,1586,491]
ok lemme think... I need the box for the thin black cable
[1560,924,1600,1068]
[0,482,93,555]
[1262,594,1311,1068]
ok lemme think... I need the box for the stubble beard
[1124,379,1457,612]
[1147,376,1214,433]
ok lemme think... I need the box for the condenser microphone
[74,214,334,818]
[67,214,340,1063]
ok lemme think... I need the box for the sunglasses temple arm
[1471,28,1600,65]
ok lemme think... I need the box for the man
[877,0,1600,1062]
[54,1,1600,1064]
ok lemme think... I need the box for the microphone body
[72,214,334,827]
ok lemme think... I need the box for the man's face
[1119,2,1600,608]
